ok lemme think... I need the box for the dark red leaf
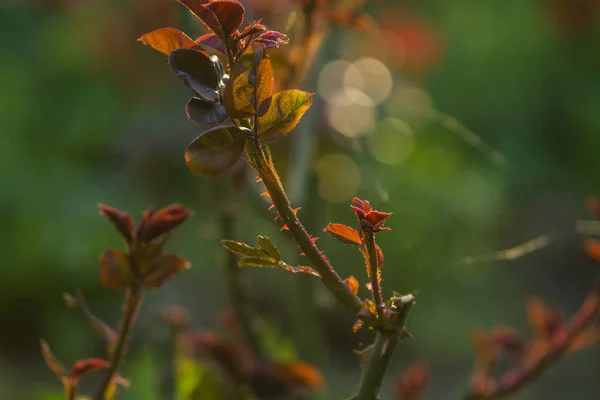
[186,97,228,125]
[238,21,267,42]
[98,204,134,246]
[138,204,192,243]
[143,254,191,288]
[100,249,135,290]
[195,33,227,55]
[366,210,393,227]
[203,1,245,38]
[185,125,249,176]
[326,223,362,246]
[169,49,219,103]
[70,358,110,380]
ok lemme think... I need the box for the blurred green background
[2,0,600,399]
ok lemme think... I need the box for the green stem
[246,138,363,314]
[356,332,399,400]
[355,294,415,400]
[94,286,142,400]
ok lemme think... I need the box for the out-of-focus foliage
[3,0,600,399]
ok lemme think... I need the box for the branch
[245,137,363,314]
[94,286,142,400]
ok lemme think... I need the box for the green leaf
[255,55,274,117]
[238,256,278,267]
[256,235,280,261]
[144,254,191,288]
[169,49,219,103]
[138,27,198,55]
[185,125,248,176]
[258,90,313,138]
[100,249,135,290]
[223,69,254,118]
[186,98,227,125]
[221,240,265,257]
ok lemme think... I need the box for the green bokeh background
[2,0,600,399]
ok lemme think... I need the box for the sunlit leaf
[255,55,274,117]
[279,264,320,277]
[70,358,110,380]
[257,235,280,260]
[139,204,192,243]
[238,256,277,267]
[258,90,313,138]
[144,254,191,288]
[221,240,265,257]
[223,67,254,118]
[100,249,135,290]
[137,27,198,55]
[169,49,219,103]
[237,21,267,42]
[326,223,362,246]
[40,340,67,381]
[98,204,134,246]
[344,276,359,295]
[185,125,248,176]
[186,98,228,125]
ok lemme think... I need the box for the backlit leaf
[254,30,289,48]
[344,276,359,295]
[255,55,274,117]
[144,254,191,288]
[100,249,135,290]
[139,204,192,243]
[40,340,67,380]
[257,235,280,261]
[258,90,313,138]
[221,240,265,257]
[279,264,320,277]
[98,204,134,246]
[70,358,110,380]
[238,256,278,267]
[169,49,219,103]
[186,98,228,125]
[138,27,198,55]
[202,1,245,39]
[185,125,248,176]
[326,223,362,246]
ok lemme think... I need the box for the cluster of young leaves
[99,204,192,289]
[138,0,312,177]
[222,235,320,277]
[41,204,192,399]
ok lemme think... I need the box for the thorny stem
[465,282,600,400]
[245,137,363,314]
[364,230,385,322]
[94,286,142,400]
[356,295,415,400]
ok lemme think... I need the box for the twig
[94,286,142,400]
[245,137,363,314]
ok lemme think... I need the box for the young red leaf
[186,98,228,125]
[326,223,362,246]
[139,204,192,243]
[100,249,135,290]
[254,30,289,48]
[344,275,359,295]
[98,204,134,246]
[169,49,219,103]
[257,235,280,261]
[394,363,429,400]
[185,125,248,176]
[137,27,198,55]
[237,21,267,42]
[40,340,67,381]
[70,358,110,380]
[222,240,266,257]
[196,33,227,55]
[257,90,313,138]
[143,254,191,288]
